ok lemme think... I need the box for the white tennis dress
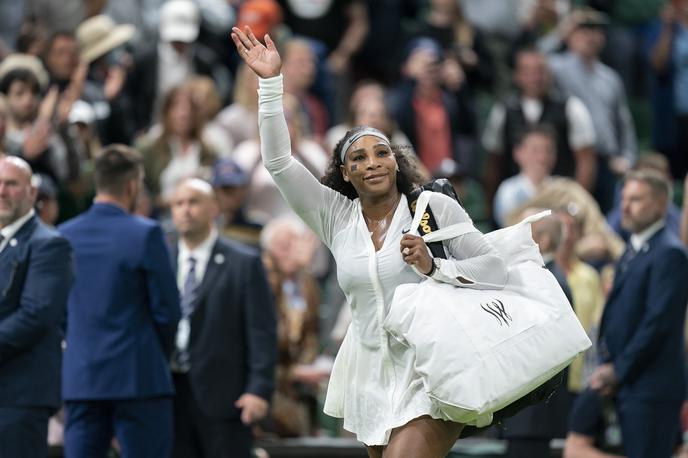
[258,75,508,445]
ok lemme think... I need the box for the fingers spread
[231,27,252,49]
[265,34,276,51]
[230,33,245,53]
[246,26,261,46]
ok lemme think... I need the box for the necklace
[362,199,399,235]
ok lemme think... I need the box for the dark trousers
[173,373,252,458]
[505,439,551,458]
[0,406,50,458]
[617,398,681,458]
[64,397,173,458]
[672,115,688,180]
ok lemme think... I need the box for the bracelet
[424,259,437,277]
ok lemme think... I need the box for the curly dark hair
[320,126,426,200]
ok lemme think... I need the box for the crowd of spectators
[3,0,688,456]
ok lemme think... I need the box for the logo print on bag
[480,300,512,327]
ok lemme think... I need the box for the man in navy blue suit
[0,156,72,458]
[169,178,276,458]
[593,170,688,458]
[59,145,181,457]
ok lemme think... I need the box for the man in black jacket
[169,177,276,458]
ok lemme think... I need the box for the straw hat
[0,53,49,90]
[76,15,135,64]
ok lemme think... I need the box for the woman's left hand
[400,234,433,275]
[231,26,281,78]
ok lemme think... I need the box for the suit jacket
[599,226,688,402]
[59,203,180,400]
[172,237,276,419]
[0,215,72,409]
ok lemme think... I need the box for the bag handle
[411,191,553,244]
[422,223,478,243]
[410,190,478,243]
[409,190,431,236]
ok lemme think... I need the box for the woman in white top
[231,26,508,458]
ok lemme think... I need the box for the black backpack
[406,179,565,437]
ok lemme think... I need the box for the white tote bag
[383,191,592,427]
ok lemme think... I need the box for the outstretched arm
[230,27,353,245]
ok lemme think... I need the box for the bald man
[0,156,73,458]
[169,178,276,458]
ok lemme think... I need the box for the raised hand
[38,86,59,122]
[231,26,281,79]
[57,62,88,125]
[104,65,127,102]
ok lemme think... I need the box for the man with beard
[592,170,688,457]
[59,145,180,457]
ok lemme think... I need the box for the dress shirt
[177,228,218,290]
[0,209,35,253]
[174,228,218,360]
[630,219,665,253]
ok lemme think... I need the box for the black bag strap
[406,179,462,260]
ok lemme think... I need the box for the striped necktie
[172,256,199,372]
[181,256,198,318]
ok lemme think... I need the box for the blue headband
[339,128,391,163]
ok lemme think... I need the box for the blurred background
[3,0,688,456]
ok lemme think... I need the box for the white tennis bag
[383,191,592,427]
